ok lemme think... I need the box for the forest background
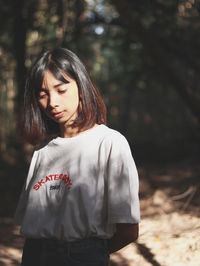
[1,0,200,265]
[0,0,200,220]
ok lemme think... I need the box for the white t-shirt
[15,125,140,241]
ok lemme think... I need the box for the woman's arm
[108,223,139,254]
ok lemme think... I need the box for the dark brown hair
[20,48,106,144]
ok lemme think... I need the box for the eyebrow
[41,82,66,91]
[54,82,65,88]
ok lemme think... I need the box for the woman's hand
[108,223,139,254]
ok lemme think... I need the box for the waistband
[26,237,108,249]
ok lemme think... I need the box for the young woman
[15,47,140,266]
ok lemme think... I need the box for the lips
[52,112,64,119]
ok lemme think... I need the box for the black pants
[21,238,110,266]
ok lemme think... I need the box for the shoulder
[101,125,129,145]
[99,125,132,155]
[34,137,55,152]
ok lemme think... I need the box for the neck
[59,123,98,138]
[59,124,80,138]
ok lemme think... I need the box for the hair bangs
[47,63,70,84]
[31,59,48,96]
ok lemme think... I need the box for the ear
[78,98,82,113]
[78,89,82,100]
[76,87,81,112]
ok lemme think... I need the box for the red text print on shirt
[33,174,72,191]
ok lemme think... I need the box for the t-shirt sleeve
[14,151,39,225]
[106,132,140,224]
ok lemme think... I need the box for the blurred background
[0,0,200,216]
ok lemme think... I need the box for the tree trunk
[12,0,27,105]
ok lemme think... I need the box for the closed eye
[38,91,48,99]
[57,83,68,94]
[58,89,67,94]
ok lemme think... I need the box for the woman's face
[38,70,80,127]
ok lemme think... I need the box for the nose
[48,92,59,108]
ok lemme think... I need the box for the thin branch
[171,186,196,201]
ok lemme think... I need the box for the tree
[110,0,200,124]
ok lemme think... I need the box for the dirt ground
[0,159,199,266]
